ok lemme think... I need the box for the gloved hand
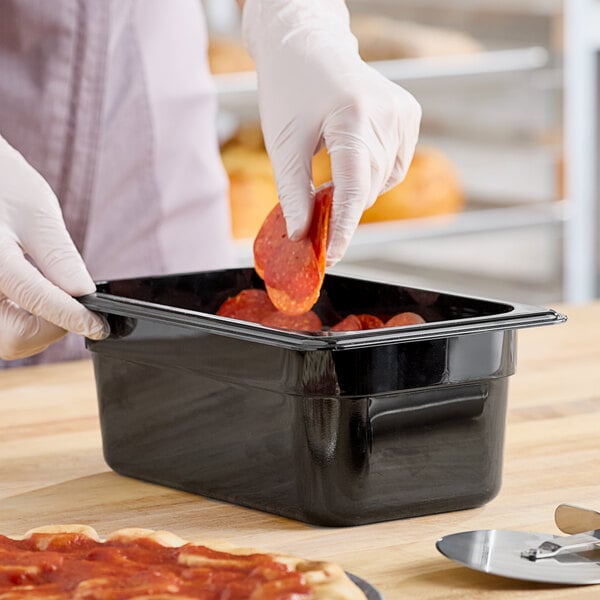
[242,0,421,265]
[0,135,108,360]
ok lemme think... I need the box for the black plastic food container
[81,268,565,527]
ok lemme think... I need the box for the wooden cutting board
[1,303,600,599]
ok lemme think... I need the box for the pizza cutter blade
[436,529,600,585]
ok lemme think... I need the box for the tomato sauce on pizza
[0,526,366,599]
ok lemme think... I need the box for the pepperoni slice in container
[357,314,385,330]
[217,289,276,324]
[261,310,322,332]
[254,184,333,316]
[385,312,426,327]
[330,314,362,332]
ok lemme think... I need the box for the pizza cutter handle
[555,504,600,534]
[521,530,600,561]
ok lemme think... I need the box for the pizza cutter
[436,506,600,585]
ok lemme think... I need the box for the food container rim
[79,272,566,351]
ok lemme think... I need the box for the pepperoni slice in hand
[254,184,333,316]
[385,312,426,327]
[217,289,277,324]
[308,184,332,281]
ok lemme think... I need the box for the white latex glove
[242,0,421,265]
[0,135,108,360]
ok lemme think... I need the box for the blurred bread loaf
[222,127,278,239]
[312,146,465,222]
[208,17,482,75]
[350,15,483,61]
[223,125,464,238]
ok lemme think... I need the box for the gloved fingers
[0,240,107,340]
[19,182,97,298]
[0,295,67,360]
[243,0,422,266]
[380,154,407,195]
[380,114,421,195]
[326,143,372,266]
[26,231,97,298]
[323,100,393,205]
[269,144,315,241]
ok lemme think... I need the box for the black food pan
[81,268,565,526]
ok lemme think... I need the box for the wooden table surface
[1,302,599,599]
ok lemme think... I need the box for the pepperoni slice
[330,314,362,332]
[385,312,426,327]
[261,311,322,332]
[356,314,385,330]
[253,206,320,315]
[254,184,333,316]
[217,289,277,324]
[308,184,333,280]
[262,281,321,319]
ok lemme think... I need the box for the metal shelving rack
[214,46,550,98]
[234,203,566,265]
[207,0,600,303]
[224,45,565,270]
[563,0,599,302]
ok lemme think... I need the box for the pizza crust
[6,524,367,600]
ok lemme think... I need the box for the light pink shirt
[0,0,235,365]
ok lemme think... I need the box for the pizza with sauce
[0,525,367,599]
